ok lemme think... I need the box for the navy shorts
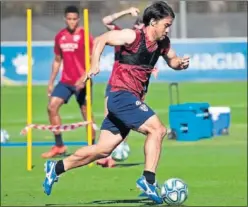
[51,81,91,107]
[101,90,155,138]
[105,84,111,98]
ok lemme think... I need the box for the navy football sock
[55,134,63,146]
[143,170,155,185]
[55,160,65,175]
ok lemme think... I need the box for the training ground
[1,82,247,206]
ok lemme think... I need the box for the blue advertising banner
[1,38,247,85]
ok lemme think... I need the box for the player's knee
[81,105,87,113]
[99,151,110,159]
[96,145,112,158]
[151,125,167,141]
[104,109,108,118]
[47,104,58,115]
[98,150,111,159]
[159,125,167,139]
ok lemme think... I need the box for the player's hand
[179,56,190,69]
[75,79,86,91]
[128,7,140,17]
[88,65,100,78]
[47,83,54,97]
[152,67,159,79]
[141,94,145,102]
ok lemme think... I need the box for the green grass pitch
[1,82,247,206]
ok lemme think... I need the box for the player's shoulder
[133,28,142,40]
[55,28,67,39]
[77,27,90,37]
[122,28,141,50]
[77,27,94,40]
[122,28,140,39]
[135,28,142,34]
[77,26,85,33]
[114,28,137,41]
[77,27,88,37]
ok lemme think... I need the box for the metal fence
[1,1,247,41]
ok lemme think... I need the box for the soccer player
[96,7,158,167]
[101,7,158,117]
[41,6,97,158]
[43,1,190,204]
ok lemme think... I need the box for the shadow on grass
[45,198,187,206]
[46,198,157,206]
[115,162,144,168]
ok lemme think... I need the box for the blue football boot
[138,180,160,197]
[136,176,163,204]
[43,160,59,195]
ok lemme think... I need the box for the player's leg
[112,94,166,177]
[135,114,166,204]
[107,91,165,203]
[42,82,73,158]
[80,105,97,143]
[62,130,122,170]
[43,115,129,195]
[96,84,116,167]
[96,95,110,166]
[104,84,111,117]
[136,114,166,174]
[75,83,96,144]
[43,130,122,195]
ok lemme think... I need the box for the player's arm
[90,29,136,74]
[163,48,190,70]
[47,55,62,96]
[75,29,136,88]
[49,55,62,83]
[102,7,140,30]
[47,35,62,96]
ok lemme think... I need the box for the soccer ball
[111,141,130,162]
[161,178,188,205]
[122,141,130,153]
[1,129,10,143]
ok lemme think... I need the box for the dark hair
[142,1,175,26]
[134,17,143,25]
[64,5,79,16]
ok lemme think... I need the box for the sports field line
[1,137,246,148]
[1,141,88,147]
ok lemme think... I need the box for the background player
[96,7,158,167]
[43,1,189,204]
[42,6,97,158]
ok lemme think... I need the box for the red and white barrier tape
[20,121,92,135]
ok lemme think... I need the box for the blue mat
[1,141,88,147]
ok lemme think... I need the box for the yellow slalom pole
[26,8,32,171]
[84,9,93,167]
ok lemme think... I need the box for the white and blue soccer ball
[161,178,188,205]
[111,141,130,162]
[1,129,10,143]
[122,141,130,153]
